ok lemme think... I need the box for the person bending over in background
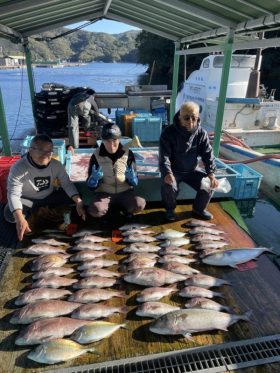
[4,134,86,241]
[87,123,146,222]
[67,88,99,148]
[159,101,218,221]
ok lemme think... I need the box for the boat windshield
[213,55,255,69]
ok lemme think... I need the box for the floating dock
[0,201,280,373]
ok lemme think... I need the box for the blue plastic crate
[132,117,162,142]
[21,136,66,164]
[230,163,262,200]
[115,109,149,132]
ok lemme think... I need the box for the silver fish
[160,237,190,247]
[28,338,97,364]
[158,255,196,265]
[202,247,273,268]
[191,234,224,242]
[32,276,78,289]
[72,229,102,237]
[31,254,69,271]
[10,300,81,324]
[126,257,157,271]
[124,268,187,287]
[14,288,72,306]
[70,250,107,262]
[123,253,159,263]
[184,297,231,312]
[22,244,66,256]
[136,285,177,302]
[15,317,91,345]
[79,268,122,278]
[179,286,224,299]
[123,243,160,253]
[119,223,151,231]
[32,267,75,279]
[123,234,157,243]
[184,219,216,228]
[69,289,126,303]
[73,276,119,289]
[31,238,69,247]
[162,262,200,275]
[72,242,111,251]
[71,303,128,320]
[121,229,154,236]
[199,248,225,258]
[136,301,180,318]
[71,321,127,343]
[195,241,228,250]
[184,274,231,288]
[76,235,110,243]
[159,247,195,256]
[77,258,118,270]
[149,309,252,338]
[188,227,225,235]
[156,229,186,240]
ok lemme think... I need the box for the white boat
[176,54,280,204]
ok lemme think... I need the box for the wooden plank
[0,201,280,373]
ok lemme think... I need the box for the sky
[67,19,141,34]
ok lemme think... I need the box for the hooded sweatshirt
[159,111,216,178]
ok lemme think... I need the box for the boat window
[213,55,255,68]
[203,58,210,68]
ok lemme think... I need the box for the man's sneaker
[192,209,213,220]
[165,210,176,221]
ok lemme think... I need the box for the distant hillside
[0,28,140,63]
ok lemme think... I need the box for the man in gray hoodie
[159,101,218,221]
[4,134,86,241]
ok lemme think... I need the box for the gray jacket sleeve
[7,162,25,212]
[159,129,173,178]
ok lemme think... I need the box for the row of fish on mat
[8,220,271,364]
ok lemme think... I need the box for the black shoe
[165,210,176,221]
[192,209,213,220]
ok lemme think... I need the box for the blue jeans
[161,169,213,212]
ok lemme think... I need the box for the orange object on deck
[112,229,122,242]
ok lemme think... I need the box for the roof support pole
[23,39,36,117]
[170,42,180,123]
[213,29,234,157]
[0,88,12,155]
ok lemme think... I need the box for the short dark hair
[30,134,53,147]
[101,123,121,140]
[86,88,96,95]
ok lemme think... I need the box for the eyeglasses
[31,147,53,156]
[182,115,199,121]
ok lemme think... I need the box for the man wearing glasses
[159,101,218,221]
[4,134,86,241]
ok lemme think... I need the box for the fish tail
[240,310,253,322]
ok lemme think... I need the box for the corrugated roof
[0,0,279,46]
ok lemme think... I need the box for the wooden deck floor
[0,201,280,373]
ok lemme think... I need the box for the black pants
[161,169,213,212]
[4,189,73,223]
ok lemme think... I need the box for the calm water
[0,62,147,140]
[0,62,280,255]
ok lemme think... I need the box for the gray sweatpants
[87,190,146,218]
[68,101,92,148]
[161,169,213,212]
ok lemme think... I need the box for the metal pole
[23,39,36,116]
[170,42,180,123]
[213,29,234,157]
[0,88,12,155]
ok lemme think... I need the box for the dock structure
[0,200,280,372]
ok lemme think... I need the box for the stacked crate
[0,155,21,204]
[34,84,89,137]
